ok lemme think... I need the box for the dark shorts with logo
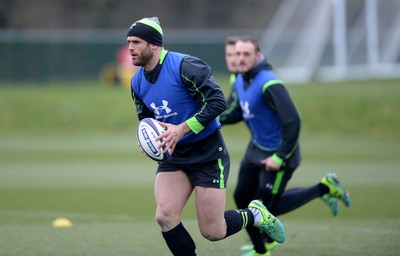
[157,130,230,189]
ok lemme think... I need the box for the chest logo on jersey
[150,100,178,119]
[240,101,254,119]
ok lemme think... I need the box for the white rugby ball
[136,118,171,161]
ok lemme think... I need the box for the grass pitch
[0,79,399,255]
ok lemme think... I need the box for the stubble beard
[133,46,153,68]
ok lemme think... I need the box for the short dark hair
[237,35,261,52]
[225,36,240,46]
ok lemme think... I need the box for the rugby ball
[136,118,171,161]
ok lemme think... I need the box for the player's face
[225,44,238,73]
[127,36,153,68]
[235,41,260,74]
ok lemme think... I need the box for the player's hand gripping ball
[136,118,171,161]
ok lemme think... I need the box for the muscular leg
[234,160,259,209]
[258,170,328,216]
[234,159,267,253]
[155,171,193,231]
[270,185,327,215]
[195,186,227,241]
[155,171,196,255]
[195,186,254,241]
[194,155,255,241]
[259,170,327,245]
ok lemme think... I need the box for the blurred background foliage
[0,0,284,29]
[1,0,398,84]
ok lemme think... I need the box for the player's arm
[225,73,238,106]
[179,56,227,133]
[263,83,301,165]
[219,85,243,125]
[131,88,154,120]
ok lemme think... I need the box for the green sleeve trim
[186,116,204,134]
[229,73,237,86]
[180,73,208,134]
[285,142,299,160]
[262,80,283,93]
[272,153,284,165]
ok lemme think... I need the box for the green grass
[1,79,400,255]
[1,78,399,139]
[288,79,400,140]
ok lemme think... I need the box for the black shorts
[157,155,230,189]
[238,141,300,200]
[167,129,228,165]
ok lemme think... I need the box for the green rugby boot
[265,241,279,251]
[240,241,279,253]
[321,194,339,216]
[248,199,286,243]
[241,249,271,256]
[321,172,351,207]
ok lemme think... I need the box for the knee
[155,208,179,230]
[155,210,167,226]
[199,228,225,242]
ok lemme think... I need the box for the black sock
[319,182,330,195]
[162,222,196,256]
[271,185,322,215]
[247,225,267,254]
[224,209,254,238]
